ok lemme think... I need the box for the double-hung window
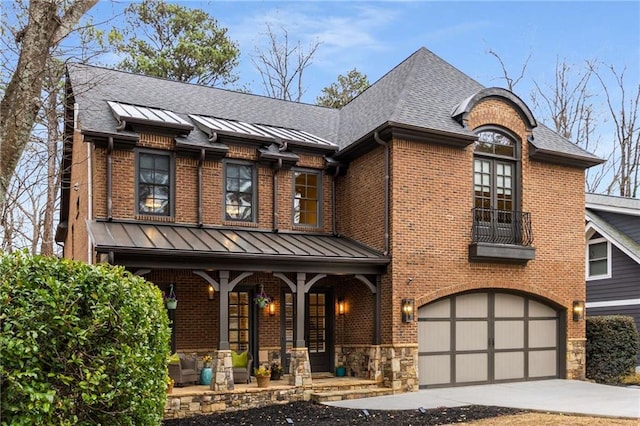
[293,170,320,227]
[224,162,255,222]
[137,151,172,216]
[587,237,611,280]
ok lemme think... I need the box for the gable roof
[66,47,602,167]
[585,193,640,264]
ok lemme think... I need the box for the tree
[252,23,321,102]
[0,0,98,207]
[316,68,370,108]
[109,0,240,86]
[590,63,640,198]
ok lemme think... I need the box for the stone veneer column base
[567,338,586,380]
[288,347,312,386]
[381,344,418,392]
[210,350,233,391]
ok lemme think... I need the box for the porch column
[218,271,230,350]
[295,272,306,348]
[375,274,381,345]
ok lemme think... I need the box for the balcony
[469,208,535,263]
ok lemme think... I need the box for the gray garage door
[418,291,561,388]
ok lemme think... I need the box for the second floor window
[138,151,172,216]
[587,237,610,279]
[474,130,517,222]
[293,170,320,226]
[225,162,255,221]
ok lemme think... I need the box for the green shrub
[0,252,171,425]
[586,315,639,384]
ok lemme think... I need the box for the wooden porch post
[295,272,306,348]
[218,271,230,350]
[375,274,381,345]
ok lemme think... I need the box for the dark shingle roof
[67,47,602,166]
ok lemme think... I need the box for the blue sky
[86,1,639,107]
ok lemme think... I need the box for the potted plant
[165,285,178,309]
[270,362,284,380]
[166,375,175,393]
[200,355,213,385]
[254,365,271,388]
[253,285,271,308]
[335,364,346,377]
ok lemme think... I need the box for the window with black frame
[293,170,320,226]
[224,162,255,221]
[137,151,171,216]
[473,130,518,243]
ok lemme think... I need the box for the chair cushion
[167,353,180,364]
[231,351,248,368]
[179,353,197,370]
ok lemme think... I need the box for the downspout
[272,139,287,232]
[273,158,282,231]
[331,164,342,236]
[197,149,205,227]
[107,137,113,221]
[374,132,390,255]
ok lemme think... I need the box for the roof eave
[529,145,605,169]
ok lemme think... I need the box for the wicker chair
[232,351,253,384]
[168,353,199,386]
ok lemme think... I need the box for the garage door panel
[529,319,557,348]
[419,321,450,352]
[495,320,524,349]
[529,350,557,377]
[495,352,525,380]
[419,298,450,318]
[456,353,487,382]
[456,293,487,317]
[456,321,487,351]
[420,355,450,386]
[495,293,525,317]
[529,299,556,317]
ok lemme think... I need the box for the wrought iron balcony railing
[471,208,533,246]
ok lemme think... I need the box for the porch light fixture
[268,301,276,316]
[401,298,415,323]
[572,300,585,321]
[337,298,345,315]
[208,284,215,300]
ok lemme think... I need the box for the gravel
[162,401,524,425]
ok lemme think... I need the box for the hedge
[0,252,171,425]
[586,315,639,384]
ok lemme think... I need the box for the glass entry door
[306,291,333,372]
[229,291,251,352]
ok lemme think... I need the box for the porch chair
[231,350,253,384]
[168,353,199,386]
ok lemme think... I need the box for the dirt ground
[162,401,638,425]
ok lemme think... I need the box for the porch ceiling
[88,220,389,274]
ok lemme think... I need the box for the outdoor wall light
[572,300,585,321]
[268,301,276,316]
[208,284,215,300]
[337,298,345,315]
[401,298,415,323]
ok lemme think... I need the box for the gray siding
[587,245,640,302]
[597,211,640,244]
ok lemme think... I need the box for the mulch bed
[163,401,524,425]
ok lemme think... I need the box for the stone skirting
[210,350,233,391]
[567,338,586,380]
[336,344,417,391]
[288,347,312,386]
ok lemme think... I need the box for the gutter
[374,132,390,255]
[107,137,113,221]
[197,149,205,227]
[272,138,287,232]
[332,164,342,236]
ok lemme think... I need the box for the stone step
[310,387,394,403]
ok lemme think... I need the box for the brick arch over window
[452,87,537,131]
[416,281,567,311]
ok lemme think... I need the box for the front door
[306,291,333,372]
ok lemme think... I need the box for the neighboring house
[585,193,640,364]
[57,47,603,391]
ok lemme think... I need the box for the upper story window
[473,130,518,217]
[224,161,255,222]
[587,236,611,280]
[293,170,320,227]
[137,151,172,216]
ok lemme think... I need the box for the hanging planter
[165,284,178,310]
[253,284,271,308]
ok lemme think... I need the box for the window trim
[292,168,322,228]
[135,149,175,217]
[223,159,257,223]
[586,237,612,280]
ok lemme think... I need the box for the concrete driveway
[325,380,640,419]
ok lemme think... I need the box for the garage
[418,290,563,388]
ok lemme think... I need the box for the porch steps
[310,386,394,403]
